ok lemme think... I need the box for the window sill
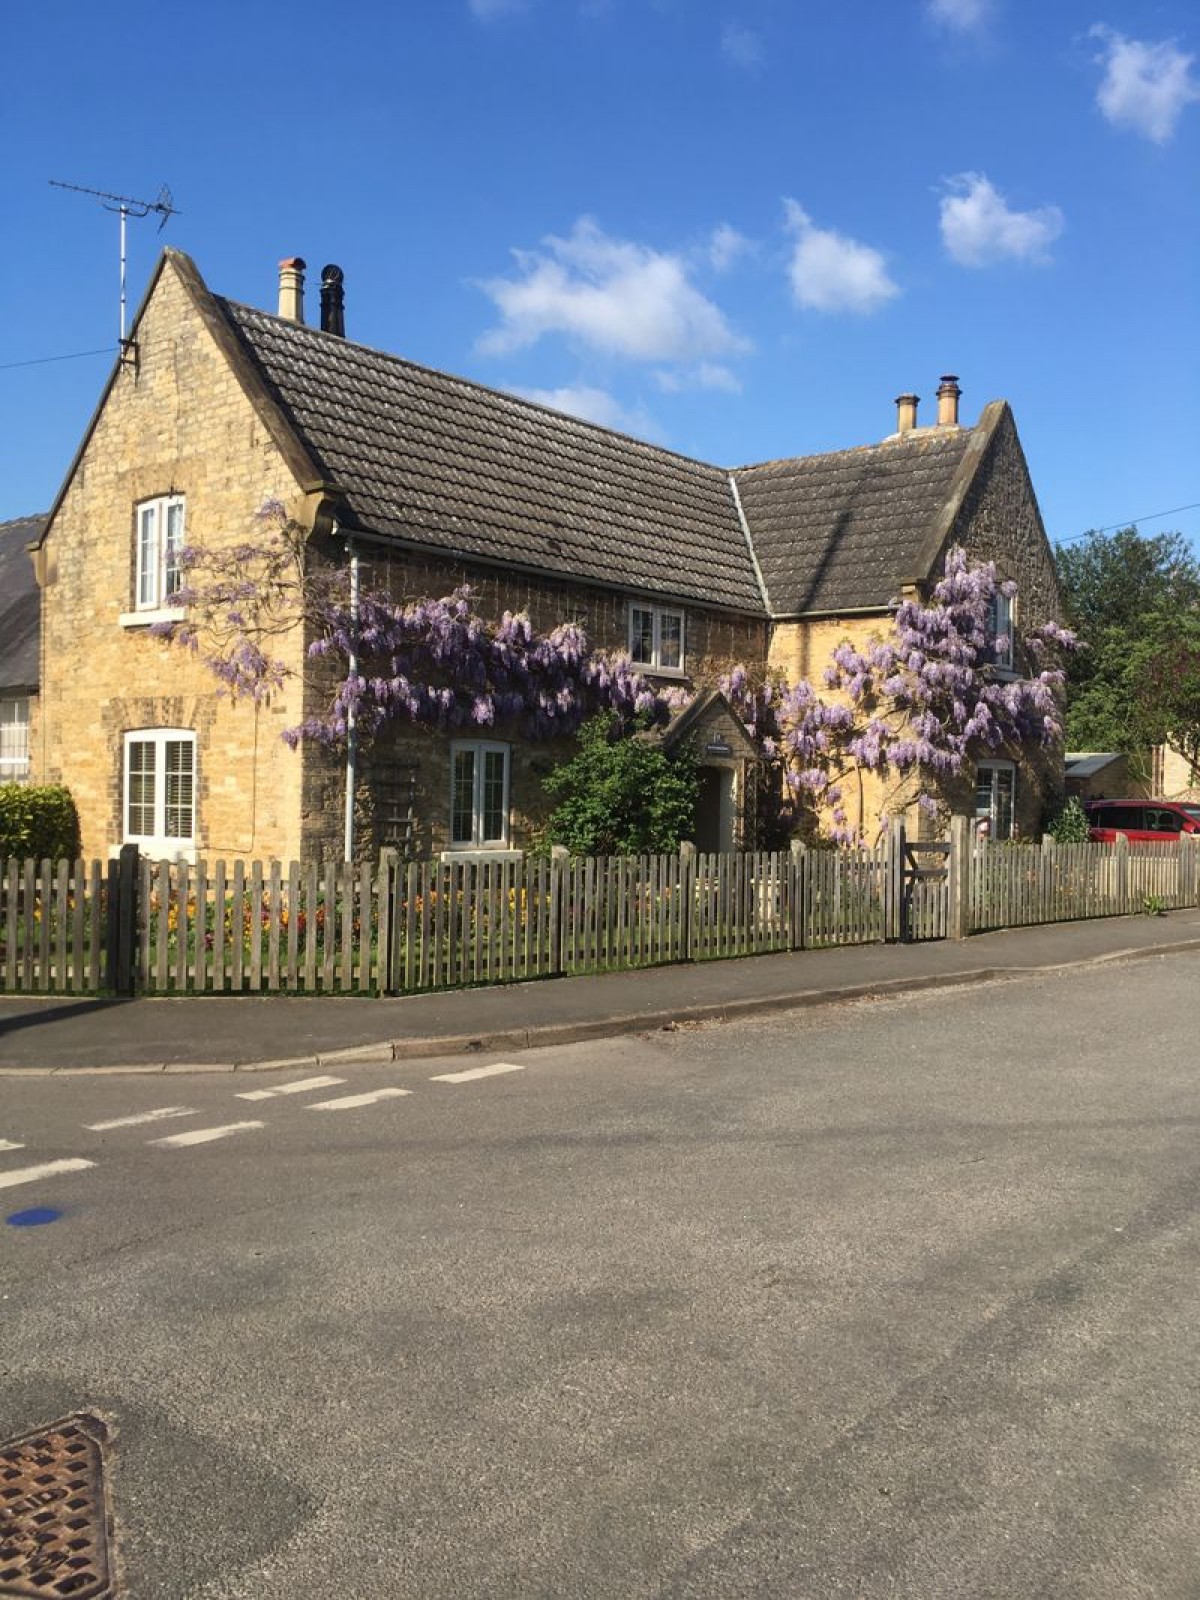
[634,665,688,681]
[440,848,523,863]
[121,842,196,864]
[119,606,184,630]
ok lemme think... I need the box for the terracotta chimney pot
[278,257,306,324]
[894,393,919,435]
[936,374,961,427]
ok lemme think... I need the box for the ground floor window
[0,697,30,782]
[450,741,510,848]
[975,759,1015,840]
[124,729,196,856]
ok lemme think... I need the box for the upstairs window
[0,697,30,783]
[450,741,510,849]
[985,589,1014,671]
[629,603,685,675]
[124,729,196,857]
[135,495,185,610]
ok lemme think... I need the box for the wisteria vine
[722,547,1077,842]
[159,508,1075,847]
[155,503,682,747]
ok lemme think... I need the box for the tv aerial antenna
[49,179,181,350]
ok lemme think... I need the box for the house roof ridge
[217,297,725,477]
[729,426,982,477]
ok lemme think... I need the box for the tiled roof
[0,514,44,692]
[733,429,974,615]
[218,301,764,613]
[214,287,989,623]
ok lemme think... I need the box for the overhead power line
[1056,500,1200,545]
[0,346,116,373]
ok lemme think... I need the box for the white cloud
[653,362,742,394]
[783,200,899,315]
[708,222,750,273]
[721,23,764,69]
[925,0,991,29]
[1091,25,1199,143]
[939,172,1064,266]
[515,384,663,440]
[476,217,749,363]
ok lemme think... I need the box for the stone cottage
[28,249,1062,861]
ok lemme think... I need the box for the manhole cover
[0,1415,114,1598]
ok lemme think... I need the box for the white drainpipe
[342,527,359,863]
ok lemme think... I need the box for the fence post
[1115,832,1130,911]
[549,845,569,976]
[1179,835,1197,909]
[887,816,906,942]
[948,815,971,940]
[376,848,400,993]
[789,838,806,950]
[679,840,697,961]
[105,843,139,996]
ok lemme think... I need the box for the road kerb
[1,934,1197,1077]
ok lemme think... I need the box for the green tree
[542,714,699,856]
[1054,527,1200,752]
[1127,613,1200,778]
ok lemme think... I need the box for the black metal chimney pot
[320,264,345,337]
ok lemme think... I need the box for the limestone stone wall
[299,546,768,860]
[35,258,308,860]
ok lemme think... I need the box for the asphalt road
[2,953,1198,1598]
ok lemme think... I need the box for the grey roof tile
[215,294,985,623]
[732,430,973,614]
[0,514,44,692]
[218,302,765,613]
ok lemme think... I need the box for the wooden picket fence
[0,843,895,996]
[2,832,1197,996]
[970,836,1200,932]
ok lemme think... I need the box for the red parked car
[1084,798,1200,842]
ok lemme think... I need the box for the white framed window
[450,741,510,849]
[124,729,196,857]
[0,697,30,783]
[135,494,185,611]
[629,602,685,675]
[975,759,1015,841]
[985,589,1015,671]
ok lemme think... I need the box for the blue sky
[4,0,1199,556]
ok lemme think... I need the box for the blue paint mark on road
[6,1207,63,1228]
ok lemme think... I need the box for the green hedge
[0,784,82,861]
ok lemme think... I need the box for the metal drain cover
[0,1415,114,1598]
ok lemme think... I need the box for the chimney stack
[936,373,961,427]
[278,257,306,323]
[894,392,919,435]
[320,264,345,337]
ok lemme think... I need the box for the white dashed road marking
[0,1139,25,1152]
[431,1062,526,1084]
[0,1158,95,1190]
[151,1121,265,1148]
[86,1106,198,1132]
[236,1075,346,1102]
[304,1087,413,1111]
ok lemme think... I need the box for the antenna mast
[49,179,181,351]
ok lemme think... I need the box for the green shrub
[1046,795,1091,844]
[0,784,82,861]
[542,714,699,856]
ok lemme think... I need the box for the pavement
[3,906,1198,1075]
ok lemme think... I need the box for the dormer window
[629,602,685,675]
[136,495,185,610]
